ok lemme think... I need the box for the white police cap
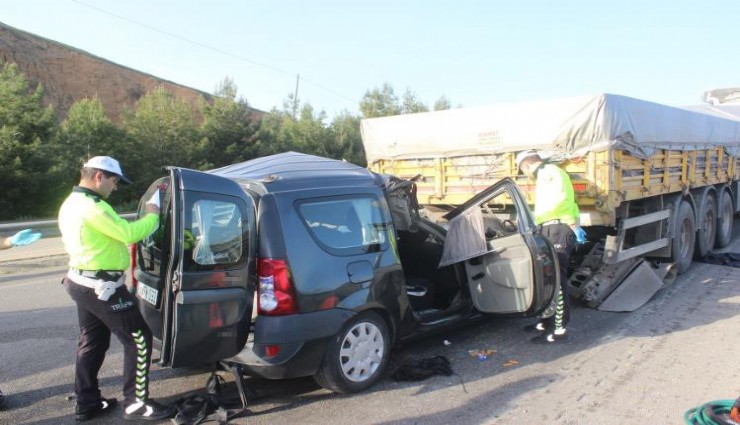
[514,150,540,169]
[83,156,132,184]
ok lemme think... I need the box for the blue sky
[3,0,739,118]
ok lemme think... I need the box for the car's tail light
[264,345,280,359]
[129,243,138,290]
[257,258,297,316]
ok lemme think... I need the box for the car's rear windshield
[182,195,247,271]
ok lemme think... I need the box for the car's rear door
[440,178,558,316]
[135,167,256,367]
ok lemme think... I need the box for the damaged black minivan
[131,152,558,394]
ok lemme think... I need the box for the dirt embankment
[0,21,213,122]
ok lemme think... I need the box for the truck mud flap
[597,260,674,312]
[568,241,676,312]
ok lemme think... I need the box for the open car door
[440,178,558,316]
[135,167,256,368]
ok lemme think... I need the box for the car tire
[313,311,390,394]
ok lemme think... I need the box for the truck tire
[715,189,734,248]
[313,311,390,394]
[671,200,695,274]
[694,192,716,258]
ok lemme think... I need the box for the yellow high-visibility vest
[534,163,579,225]
[58,187,158,271]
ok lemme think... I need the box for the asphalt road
[1,226,739,425]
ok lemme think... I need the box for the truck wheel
[715,190,734,248]
[313,311,390,394]
[671,201,695,274]
[694,192,716,258]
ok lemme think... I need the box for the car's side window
[298,196,387,253]
[481,189,520,240]
[184,196,246,271]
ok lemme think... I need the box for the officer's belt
[540,219,578,231]
[67,269,125,301]
[540,219,563,226]
[76,269,125,280]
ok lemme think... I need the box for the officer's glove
[10,229,42,246]
[574,226,587,244]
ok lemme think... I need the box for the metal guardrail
[0,213,136,237]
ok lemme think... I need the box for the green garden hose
[684,398,740,425]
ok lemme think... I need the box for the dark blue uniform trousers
[540,223,575,330]
[63,277,152,407]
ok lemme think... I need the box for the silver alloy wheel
[339,321,385,382]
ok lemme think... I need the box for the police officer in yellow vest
[58,156,175,421]
[516,150,582,343]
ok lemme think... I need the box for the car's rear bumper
[226,308,356,379]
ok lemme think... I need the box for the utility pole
[292,73,300,119]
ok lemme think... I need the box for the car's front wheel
[313,311,390,394]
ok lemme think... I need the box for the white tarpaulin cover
[360,94,740,162]
[680,103,740,121]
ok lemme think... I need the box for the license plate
[137,282,159,306]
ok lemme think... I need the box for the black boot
[531,331,571,344]
[75,397,117,421]
[123,399,176,421]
